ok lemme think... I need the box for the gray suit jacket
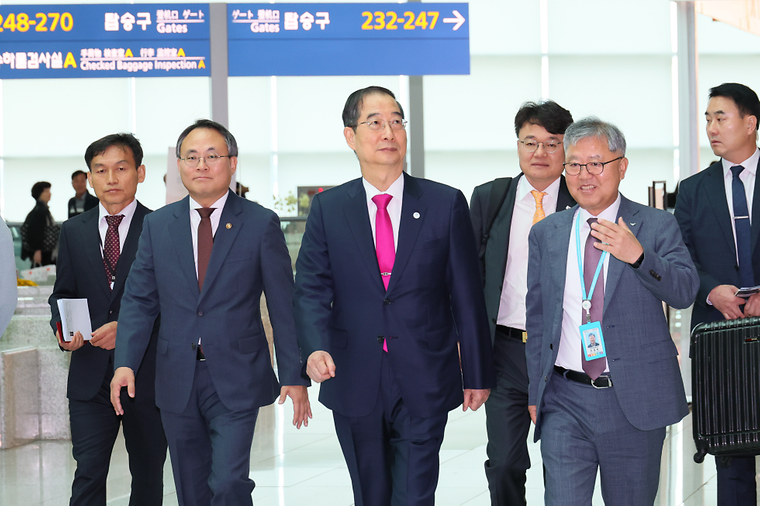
[526,195,698,439]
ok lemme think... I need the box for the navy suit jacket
[294,173,496,419]
[49,202,159,401]
[115,190,307,414]
[470,173,575,343]
[674,157,760,327]
[526,196,698,439]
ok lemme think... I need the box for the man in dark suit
[49,134,167,505]
[526,118,698,504]
[675,82,760,506]
[110,119,310,506]
[469,100,574,506]
[68,169,100,219]
[294,86,495,506]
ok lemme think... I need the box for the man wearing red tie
[294,86,495,506]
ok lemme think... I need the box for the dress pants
[161,360,259,506]
[716,456,757,506]
[484,327,531,506]
[333,351,448,506]
[68,358,167,506]
[540,371,665,506]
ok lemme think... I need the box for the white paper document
[57,298,93,341]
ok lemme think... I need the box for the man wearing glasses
[110,119,310,506]
[526,118,697,504]
[294,86,495,506]
[470,100,574,506]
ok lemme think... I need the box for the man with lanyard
[526,117,698,504]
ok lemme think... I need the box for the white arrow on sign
[443,10,465,31]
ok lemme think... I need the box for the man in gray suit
[526,118,698,505]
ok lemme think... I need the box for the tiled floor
[3,307,759,505]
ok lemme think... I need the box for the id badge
[579,321,607,361]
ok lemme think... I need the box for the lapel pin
[226,223,232,229]
[413,212,420,219]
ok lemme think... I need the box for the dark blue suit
[49,202,167,506]
[116,190,306,506]
[675,157,760,506]
[294,173,495,506]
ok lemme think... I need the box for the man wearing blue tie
[294,86,495,506]
[675,82,760,506]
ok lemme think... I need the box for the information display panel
[227,3,469,76]
[0,4,211,78]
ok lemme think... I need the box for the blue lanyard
[575,213,607,314]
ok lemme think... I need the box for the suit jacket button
[198,311,203,317]
[384,298,391,305]
[491,318,497,324]
[377,336,384,343]
[549,343,553,350]
[191,343,197,350]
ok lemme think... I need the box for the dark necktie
[582,218,607,379]
[197,208,215,292]
[103,214,124,289]
[731,165,755,287]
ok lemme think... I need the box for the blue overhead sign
[227,3,469,76]
[0,4,211,79]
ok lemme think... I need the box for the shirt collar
[722,148,760,178]
[516,175,561,201]
[363,172,404,201]
[98,198,137,222]
[189,191,229,213]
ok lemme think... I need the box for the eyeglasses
[518,139,562,154]
[563,156,623,176]
[356,118,408,131]
[179,154,231,168]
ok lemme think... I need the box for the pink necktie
[373,194,394,352]
[103,214,124,289]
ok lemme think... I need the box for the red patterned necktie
[582,218,607,379]
[197,208,215,292]
[103,215,124,289]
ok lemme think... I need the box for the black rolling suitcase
[691,317,760,463]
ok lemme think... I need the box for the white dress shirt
[97,199,137,289]
[363,173,404,251]
[555,194,621,373]
[498,176,561,330]
[189,192,229,279]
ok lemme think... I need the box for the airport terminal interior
[3,0,760,504]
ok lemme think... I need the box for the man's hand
[278,385,312,429]
[306,351,336,383]
[590,218,644,264]
[90,322,117,350]
[57,329,85,351]
[462,388,490,412]
[33,250,42,265]
[110,367,135,416]
[744,292,760,317]
[529,405,537,424]
[709,284,745,320]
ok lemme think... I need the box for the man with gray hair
[525,117,698,504]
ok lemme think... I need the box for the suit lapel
[79,209,111,298]
[547,209,573,340]
[604,197,641,311]
[344,179,386,291]
[199,191,243,302]
[557,176,576,211]
[702,162,736,258]
[387,173,426,293]
[111,202,148,297]
[751,157,760,252]
[168,196,200,295]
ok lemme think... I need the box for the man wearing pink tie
[294,86,495,506]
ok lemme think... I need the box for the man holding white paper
[49,133,167,506]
